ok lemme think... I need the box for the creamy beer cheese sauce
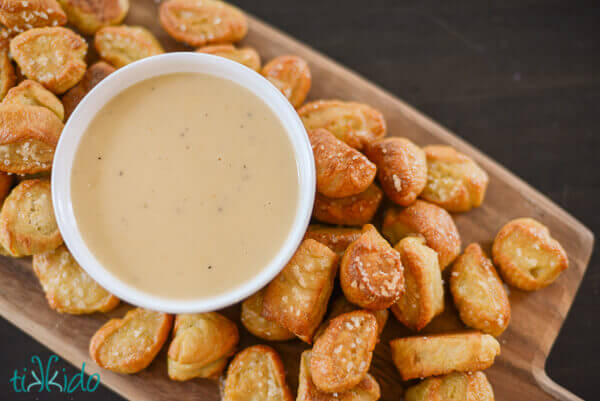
[71,73,299,300]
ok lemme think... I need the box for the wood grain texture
[0,0,594,400]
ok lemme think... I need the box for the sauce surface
[71,73,299,300]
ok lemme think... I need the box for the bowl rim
[52,52,315,314]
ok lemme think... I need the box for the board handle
[533,367,584,401]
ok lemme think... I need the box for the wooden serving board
[0,1,594,400]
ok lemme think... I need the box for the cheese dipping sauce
[71,73,299,300]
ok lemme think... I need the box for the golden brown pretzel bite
[382,200,461,269]
[340,224,404,310]
[298,100,386,150]
[421,145,489,212]
[223,345,293,401]
[0,104,63,174]
[309,128,376,198]
[262,238,339,343]
[159,0,247,47]
[58,0,129,35]
[197,44,261,71]
[365,137,427,206]
[241,288,295,341]
[311,311,377,393]
[314,296,388,340]
[0,179,62,256]
[391,237,444,332]
[405,371,494,401]
[451,243,510,336]
[3,79,64,121]
[94,25,164,68]
[62,61,116,119]
[492,217,568,291]
[298,350,381,401]
[0,0,66,33]
[89,308,172,374]
[262,55,311,108]
[313,183,383,226]
[33,245,119,314]
[304,225,362,255]
[167,312,238,380]
[390,331,500,380]
[10,27,87,94]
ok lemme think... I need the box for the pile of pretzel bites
[0,1,570,400]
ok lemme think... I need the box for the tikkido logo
[9,355,101,394]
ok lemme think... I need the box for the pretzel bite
[0,39,15,100]
[309,128,376,198]
[391,237,444,331]
[390,331,500,380]
[167,312,239,380]
[196,44,260,71]
[0,0,66,33]
[365,137,427,206]
[0,104,63,174]
[94,25,164,68]
[262,55,311,108]
[159,0,247,47]
[241,288,295,341]
[223,345,293,401]
[450,243,510,336]
[62,61,115,119]
[304,225,362,255]
[32,245,119,314]
[382,200,461,269]
[10,27,87,94]
[340,224,404,310]
[313,183,383,226]
[299,100,386,150]
[421,145,489,212]
[262,238,339,343]
[89,308,172,374]
[314,296,388,340]
[298,350,381,401]
[58,0,129,35]
[492,218,568,291]
[405,371,494,401]
[311,311,377,393]
[0,179,62,256]
[3,80,64,121]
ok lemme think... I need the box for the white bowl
[52,52,315,314]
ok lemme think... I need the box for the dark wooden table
[1,0,598,399]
